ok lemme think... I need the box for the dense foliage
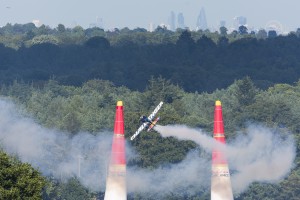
[0,77,299,199]
[0,151,46,199]
[42,177,97,200]
[1,23,300,92]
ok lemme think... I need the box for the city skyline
[0,0,299,32]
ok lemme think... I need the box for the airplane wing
[147,101,163,121]
[130,122,148,140]
[130,101,164,140]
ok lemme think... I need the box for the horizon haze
[0,1,299,32]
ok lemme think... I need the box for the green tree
[238,25,248,35]
[236,183,282,200]
[0,152,46,200]
[57,24,66,33]
[176,30,195,54]
[268,30,277,38]
[24,30,35,40]
[219,26,228,35]
[233,77,257,107]
[43,177,95,200]
[85,36,110,49]
[196,35,216,50]
[69,26,86,44]
[84,27,106,37]
[28,35,59,46]
[256,29,268,40]
[37,24,51,35]
[278,169,300,200]
[57,178,92,200]
[154,25,170,34]
[143,76,184,106]
[230,30,238,38]
[217,36,229,47]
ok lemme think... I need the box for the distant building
[32,19,42,27]
[220,20,226,28]
[177,12,185,29]
[233,16,247,29]
[149,22,155,32]
[96,17,104,28]
[89,17,104,28]
[196,7,208,30]
[168,11,176,31]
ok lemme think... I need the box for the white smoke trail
[0,98,296,196]
[0,98,112,191]
[0,98,211,195]
[226,125,296,193]
[154,124,222,152]
[127,151,211,195]
[154,124,296,194]
[0,99,210,193]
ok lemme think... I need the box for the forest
[0,23,299,199]
[0,23,300,92]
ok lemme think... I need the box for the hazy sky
[0,0,299,32]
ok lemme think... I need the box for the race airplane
[130,101,163,140]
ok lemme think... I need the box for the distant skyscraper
[220,20,226,28]
[89,17,104,29]
[96,17,104,29]
[168,11,176,31]
[233,16,247,29]
[196,7,207,30]
[149,22,155,32]
[177,12,185,29]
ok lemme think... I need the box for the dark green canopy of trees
[1,23,300,92]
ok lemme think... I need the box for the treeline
[1,23,300,92]
[0,77,299,199]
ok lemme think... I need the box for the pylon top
[215,100,221,106]
[114,100,124,135]
[117,101,123,106]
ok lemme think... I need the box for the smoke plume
[127,151,211,195]
[0,98,112,191]
[0,98,296,196]
[154,124,296,194]
[0,98,210,195]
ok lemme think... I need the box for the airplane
[130,101,163,140]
